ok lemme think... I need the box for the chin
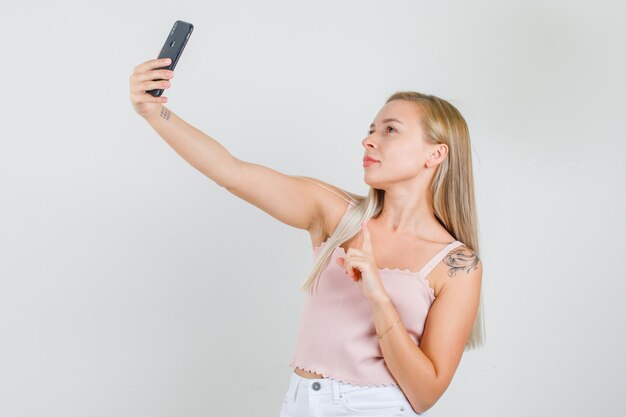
[363,177,386,190]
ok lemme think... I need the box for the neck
[374,192,440,237]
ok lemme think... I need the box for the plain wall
[1,0,625,416]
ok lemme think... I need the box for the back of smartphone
[148,20,194,97]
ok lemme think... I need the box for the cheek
[390,151,422,172]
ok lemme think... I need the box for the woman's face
[362,99,439,189]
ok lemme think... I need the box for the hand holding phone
[147,20,194,97]
[129,57,175,118]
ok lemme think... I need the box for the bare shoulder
[443,244,481,278]
[430,244,482,297]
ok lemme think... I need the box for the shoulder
[445,244,481,277]
[295,176,354,207]
[432,243,482,297]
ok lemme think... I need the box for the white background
[1,0,624,416]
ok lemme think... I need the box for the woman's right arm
[129,58,351,233]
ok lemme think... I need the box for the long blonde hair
[298,91,485,351]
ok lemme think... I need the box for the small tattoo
[160,106,171,121]
[443,247,480,277]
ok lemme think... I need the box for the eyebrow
[370,118,404,128]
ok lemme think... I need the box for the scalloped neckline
[313,237,457,274]
[312,237,462,298]
[333,244,426,276]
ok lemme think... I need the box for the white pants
[280,370,426,417]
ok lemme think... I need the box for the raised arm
[130,58,354,235]
[143,106,353,231]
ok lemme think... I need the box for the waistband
[288,369,404,402]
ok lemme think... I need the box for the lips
[363,156,380,163]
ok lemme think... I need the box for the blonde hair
[297,91,485,351]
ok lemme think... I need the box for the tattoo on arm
[160,106,171,121]
[443,247,480,277]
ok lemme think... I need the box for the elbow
[409,401,429,415]
[410,399,435,415]
[408,387,440,414]
[416,404,433,415]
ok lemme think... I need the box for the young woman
[130,58,484,417]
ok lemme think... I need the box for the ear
[426,144,448,167]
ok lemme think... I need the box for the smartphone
[147,20,194,97]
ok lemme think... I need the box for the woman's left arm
[372,255,482,414]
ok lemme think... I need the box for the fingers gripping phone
[148,20,194,97]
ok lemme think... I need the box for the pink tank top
[288,202,464,387]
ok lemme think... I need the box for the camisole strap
[298,176,356,206]
[417,241,465,278]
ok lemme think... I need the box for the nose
[362,134,376,150]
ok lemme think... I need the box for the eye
[367,126,396,135]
